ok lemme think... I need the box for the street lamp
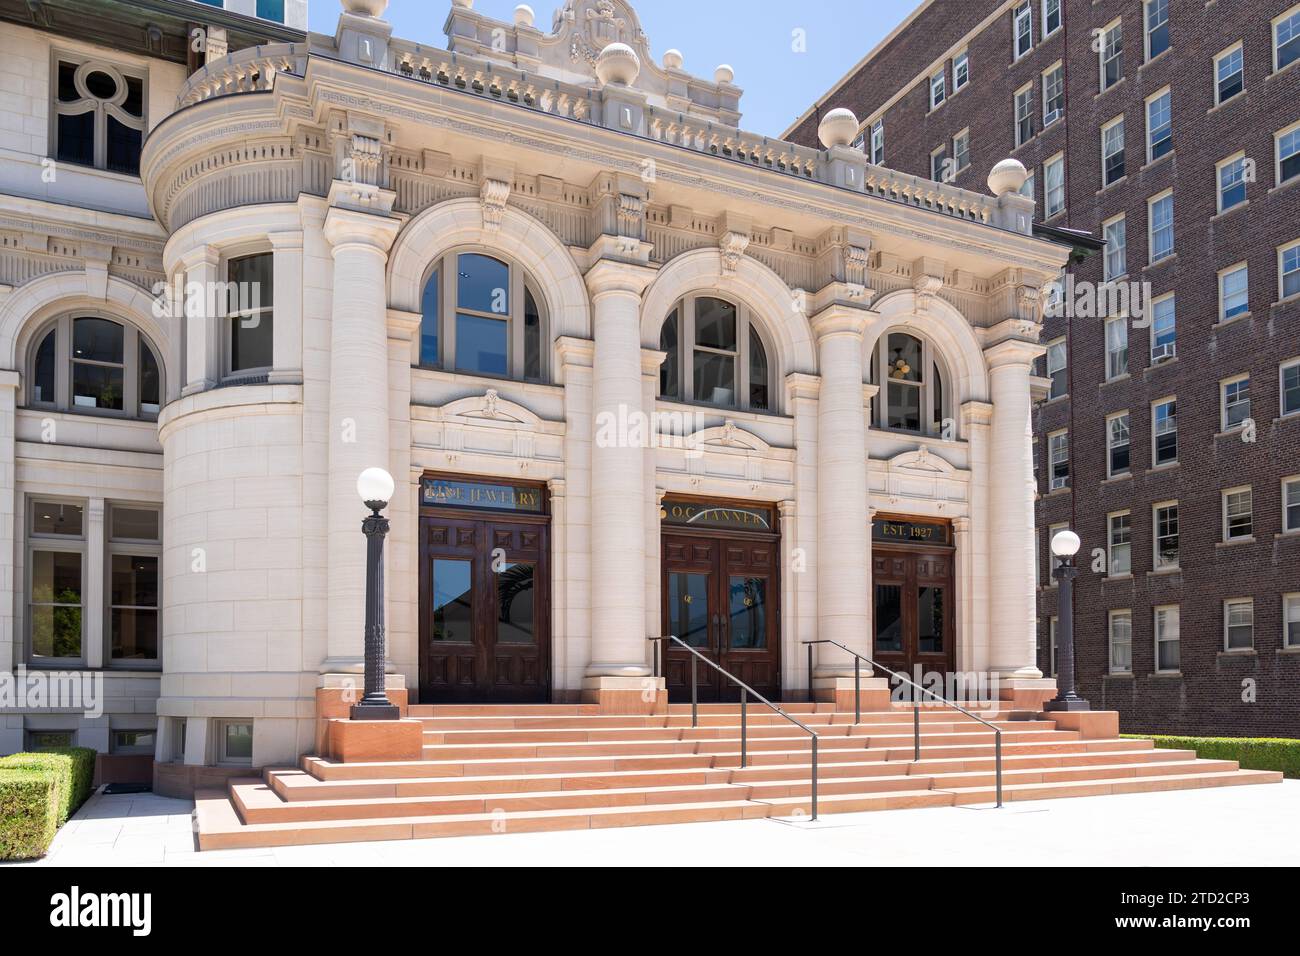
[1045,528,1090,712]
[351,467,399,720]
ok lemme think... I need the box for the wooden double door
[418,512,549,703]
[661,531,780,702]
[871,545,955,679]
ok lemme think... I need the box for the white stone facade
[0,0,1069,770]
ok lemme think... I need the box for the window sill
[1097,175,1128,196]
[1102,472,1133,485]
[1267,176,1300,198]
[1103,573,1132,582]
[1101,373,1130,386]
[1277,412,1300,424]
[1140,151,1175,174]
[1217,649,1257,659]
[1147,567,1181,577]
[1149,671,1182,679]
[1212,311,1251,330]
[1095,77,1127,100]
[1268,59,1300,84]
[1139,48,1173,73]
[1105,671,1134,679]
[1272,293,1300,309]
[1207,91,1245,115]
[1278,647,1300,655]
[1039,393,1070,407]
[1276,529,1300,540]
[1148,460,1179,473]
[659,395,794,424]
[1143,253,1177,272]
[1046,485,1072,497]
[1216,536,1256,548]
[1210,200,1248,222]
[1214,426,1249,439]
[1144,356,1178,375]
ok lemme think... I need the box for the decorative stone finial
[987,158,1029,196]
[663,49,684,70]
[595,42,640,86]
[817,107,859,149]
[714,64,735,85]
[513,4,534,26]
[451,0,473,8]
[343,0,389,15]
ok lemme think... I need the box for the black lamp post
[351,467,400,721]
[1044,528,1090,712]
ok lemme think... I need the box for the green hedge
[0,747,97,824]
[0,771,60,861]
[1124,735,1300,779]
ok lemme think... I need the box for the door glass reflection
[496,563,536,645]
[667,572,710,647]
[875,583,902,653]
[431,559,473,642]
[918,585,945,653]
[728,576,766,648]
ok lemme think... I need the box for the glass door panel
[495,562,536,645]
[667,571,710,648]
[431,558,474,643]
[728,576,767,649]
[875,583,903,653]
[918,585,945,653]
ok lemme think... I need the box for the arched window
[28,315,163,420]
[868,331,950,437]
[417,251,546,382]
[657,294,773,412]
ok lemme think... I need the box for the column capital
[323,205,402,256]
[554,335,595,369]
[983,337,1044,370]
[267,230,304,251]
[177,243,220,272]
[640,347,667,376]
[547,477,567,498]
[584,258,656,299]
[960,399,995,427]
[785,370,821,402]
[809,303,871,342]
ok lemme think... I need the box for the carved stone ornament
[480,178,511,231]
[913,273,944,313]
[719,230,750,275]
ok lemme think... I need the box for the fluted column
[810,305,871,676]
[985,340,1043,678]
[583,260,656,682]
[320,205,401,672]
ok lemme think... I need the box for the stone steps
[193,705,1284,850]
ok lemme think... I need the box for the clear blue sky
[307,0,918,137]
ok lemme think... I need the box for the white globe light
[1050,529,1081,558]
[357,467,395,506]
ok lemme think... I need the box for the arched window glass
[416,251,547,382]
[657,295,775,412]
[28,315,164,420]
[870,331,950,438]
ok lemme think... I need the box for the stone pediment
[555,0,646,67]
[438,390,541,428]
[886,446,959,475]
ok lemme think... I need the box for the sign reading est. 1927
[872,517,950,546]
[421,477,545,513]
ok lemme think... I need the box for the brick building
[790,0,1300,736]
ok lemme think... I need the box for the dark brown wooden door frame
[870,518,956,682]
[661,524,781,703]
[417,485,551,704]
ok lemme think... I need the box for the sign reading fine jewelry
[421,476,546,513]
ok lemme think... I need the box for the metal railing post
[810,736,818,821]
[691,654,698,728]
[854,664,861,725]
[740,688,747,769]
[995,731,1003,808]
[913,694,921,762]
[807,642,814,704]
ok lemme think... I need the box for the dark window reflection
[918,585,945,653]
[668,572,709,648]
[728,576,766,648]
[875,583,902,653]
[431,559,473,642]
[496,563,535,645]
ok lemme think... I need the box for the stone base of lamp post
[1043,695,1092,712]
[327,717,423,762]
[349,701,401,720]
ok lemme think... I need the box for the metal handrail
[651,635,819,820]
[802,639,1003,808]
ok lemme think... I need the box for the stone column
[84,499,106,669]
[809,305,871,680]
[179,245,220,395]
[320,205,401,674]
[581,259,659,710]
[0,371,17,675]
[985,340,1043,679]
[268,230,305,385]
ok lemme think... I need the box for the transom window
[658,295,772,412]
[53,56,145,176]
[28,314,163,420]
[419,252,546,382]
[867,332,950,436]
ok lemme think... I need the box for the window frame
[1223,598,1255,652]
[222,249,276,379]
[1220,373,1251,431]
[1108,510,1132,576]
[1045,337,1067,398]
[1014,83,1035,147]
[1222,485,1254,541]
[1150,292,1175,362]
[1147,190,1174,264]
[1274,3,1300,73]
[1109,608,1133,674]
[930,145,948,182]
[1278,240,1300,302]
[1048,429,1069,490]
[1282,475,1300,533]
[1014,1,1034,60]
[1106,411,1131,478]
[1276,121,1300,187]
[658,293,776,414]
[1216,152,1249,214]
[1214,43,1244,105]
[1104,315,1128,380]
[1153,500,1179,571]
[1154,604,1180,673]
[106,503,162,670]
[868,330,953,438]
[1099,18,1124,92]
[1101,116,1126,187]
[1285,592,1300,648]
[1144,0,1169,62]
[870,119,885,165]
[1044,153,1065,218]
[1103,213,1127,280]
[419,248,549,384]
[1281,358,1300,418]
[48,50,148,176]
[1151,396,1177,467]
[1042,0,1062,38]
[953,51,970,92]
[952,128,970,174]
[26,312,164,421]
[1218,262,1250,321]
[1145,88,1172,164]
[929,67,947,110]
[215,719,254,766]
[26,496,88,668]
[1042,62,1064,127]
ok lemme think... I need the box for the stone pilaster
[984,339,1045,679]
[320,203,401,674]
[809,304,871,678]
[179,245,220,395]
[581,258,658,703]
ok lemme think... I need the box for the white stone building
[0,0,1070,788]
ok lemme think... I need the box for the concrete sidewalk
[10,779,1299,867]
